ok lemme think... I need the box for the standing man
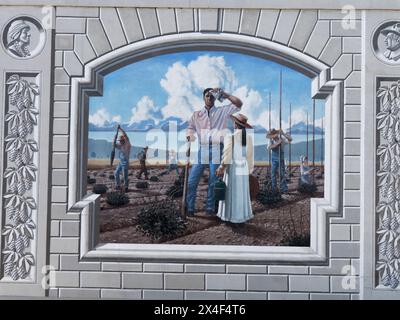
[267,128,292,193]
[114,125,132,192]
[186,88,243,216]
[136,146,149,180]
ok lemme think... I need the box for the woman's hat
[266,128,279,138]
[230,113,252,128]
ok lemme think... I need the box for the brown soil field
[87,165,324,246]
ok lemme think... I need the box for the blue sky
[89,51,325,129]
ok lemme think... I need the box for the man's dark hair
[203,88,213,96]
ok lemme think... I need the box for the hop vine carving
[376,80,400,289]
[1,75,38,280]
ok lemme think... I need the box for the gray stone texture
[304,20,330,57]
[199,8,219,31]
[117,8,144,43]
[56,17,86,34]
[272,10,299,45]
[206,274,245,291]
[176,8,194,32]
[256,9,279,40]
[289,275,330,292]
[164,274,204,290]
[123,273,163,289]
[137,8,160,38]
[289,10,318,51]
[247,275,288,291]
[240,9,260,36]
[157,8,177,35]
[222,9,241,33]
[86,18,111,56]
[100,8,127,49]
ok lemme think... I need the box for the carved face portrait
[2,17,46,59]
[380,23,400,61]
[6,20,32,58]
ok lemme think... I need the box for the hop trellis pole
[278,69,282,192]
[312,99,316,182]
[288,102,292,180]
[268,91,272,176]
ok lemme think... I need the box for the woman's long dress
[217,133,253,223]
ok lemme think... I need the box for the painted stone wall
[0,1,398,299]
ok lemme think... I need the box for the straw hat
[230,113,252,128]
[266,128,279,138]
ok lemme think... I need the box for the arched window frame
[67,33,342,263]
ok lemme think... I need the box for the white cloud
[232,85,264,126]
[158,55,242,120]
[89,107,121,126]
[112,115,121,123]
[187,55,237,92]
[129,96,160,124]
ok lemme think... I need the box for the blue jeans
[115,160,129,189]
[271,155,287,192]
[186,143,223,212]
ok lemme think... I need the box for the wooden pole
[312,99,316,181]
[306,111,309,160]
[181,137,191,220]
[289,102,292,179]
[268,91,271,175]
[321,118,324,173]
[278,70,282,191]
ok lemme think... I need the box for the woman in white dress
[216,114,254,224]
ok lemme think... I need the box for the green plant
[106,191,129,206]
[297,180,317,194]
[136,200,186,240]
[87,177,96,184]
[166,179,183,198]
[150,176,159,182]
[136,181,149,189]
[256,181,282,205]
[278,206,310,247]
[92,184,108,194]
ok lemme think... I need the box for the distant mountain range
[88,138,324,162]
[88,117,188,132]
[89,119,323,135]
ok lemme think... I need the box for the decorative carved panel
[376,78,400,289]
[1,74,39,281]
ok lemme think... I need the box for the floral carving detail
[2,75,38,280]
[376,80,400,289]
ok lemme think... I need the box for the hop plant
[106,191,129,207]
[92,184,108,194]
[136,200,186,240]
[149,176,159,182]
[136,181,149,189]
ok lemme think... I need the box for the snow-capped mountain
[289,122,324,134]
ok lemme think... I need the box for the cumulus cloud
[89,108,120,126]
[187,55,237,92]
[131,55,321,132]
[129,96,161,124]
[159,55,242,120]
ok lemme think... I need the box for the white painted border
[68,32,342,263]
[0,0,399,10]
